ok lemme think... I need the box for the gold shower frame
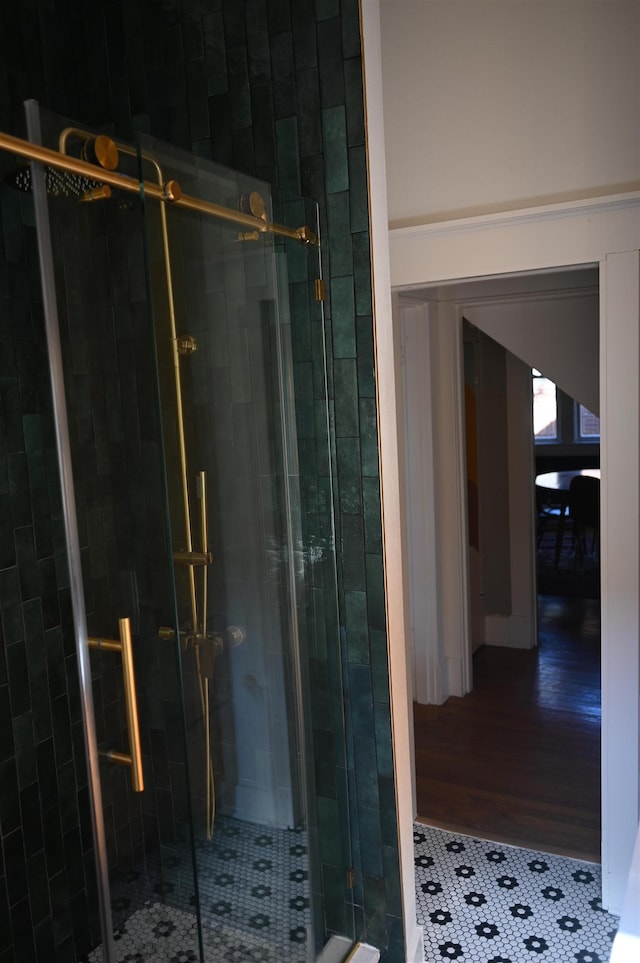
[0,129,318,244]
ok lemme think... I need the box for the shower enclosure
[7,101,356,962]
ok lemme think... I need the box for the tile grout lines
[414,823,618,963]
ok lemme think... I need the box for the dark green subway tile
[362,871,386,940]
[0,684,14,765]
[317,795,342,867]
[341,0,362,60]
[126,43,149,117]
[222,0,247,47]
[356,314,376,399]
[333,359,358,438]
[26,849,50,928]
[348,145,369,235]
[267,0,291,35]
[3,828,28,919]
[384,914,406,963]
[15,527,39,603]
[290,282,312,361]
[357,806,382,878]
[317,18,345,108]
[163,37,187,110]
[271,30,296,119]
[321,862,347,935]
[204,11,228,96]
[0,494,15,569]
[359,397,379,478]
[31,487,53,559]
[8,453,31,529]
[352,231,373,316]
[231,125,255,172]
[22,414,46,490]
[326,192,353,277]
[340,514,365,591]
[245,0,270,81]
[365,553,386,633]
[20,782,43,859]
[321,105,348,195]
[0,567,23,644]
[187,58,210,141]
[296,68,322,157]
[344,589,368,664]
[51,694,73,769]
[293,361,314,441]
[275,116,301,193]
[182,1,205,61]
[192,136,212,158]
[0,419,7,496]
[348,662,374,742]
[300,153,326,208]
[0,755,20,836]
[315,0,339,22]
[331,276,356,358]
[313,727,337,797]
[208,93,234,166]
[292,0,318,70]
[227,46,252,129]
[344,57,365,148]
[336,436,361,514]
[6,641,30,716]
[24,599,50,745]
[369,628,390,707]
[45,626,66,702]
[0,377,24,452]
[382,858,403,936]
[374,703,393,779]
[378,775,398,846]
[10,712,38,789]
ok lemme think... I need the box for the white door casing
[388,198,640,917]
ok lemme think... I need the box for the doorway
[402,270,602,858]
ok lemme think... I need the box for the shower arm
[0,129,318,244]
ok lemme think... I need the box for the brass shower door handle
[88,617,145,792]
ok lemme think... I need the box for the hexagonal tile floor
[415,824,618,963]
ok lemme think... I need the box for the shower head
[4,133,119,200]
[5,164,111,200]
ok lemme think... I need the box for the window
[578,404,600,440]
[532,370,599,445]
[532,373,557,441]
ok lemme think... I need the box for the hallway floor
[414,595,601,862]
[415,824,618,962]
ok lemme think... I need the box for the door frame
[362,5,640,953]
[389,199,640,920]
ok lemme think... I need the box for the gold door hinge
[315,278,326,302]
[346,867,356,889]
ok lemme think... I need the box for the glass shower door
[26,102,204,963]
[137,137,355,960]
[27,96,355,962]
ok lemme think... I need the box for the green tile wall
[0,1,405,960]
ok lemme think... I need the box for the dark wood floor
[414,595,601,862]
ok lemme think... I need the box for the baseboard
[484,614,534,649]
[405,921,425,962]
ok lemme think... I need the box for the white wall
[380,0,640,227]
[464,291,599,413]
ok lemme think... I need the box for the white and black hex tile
[414,824,618,963]
[84,816,311,962]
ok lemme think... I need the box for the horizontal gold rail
[0,130,317,244]
[88,617,144,792]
